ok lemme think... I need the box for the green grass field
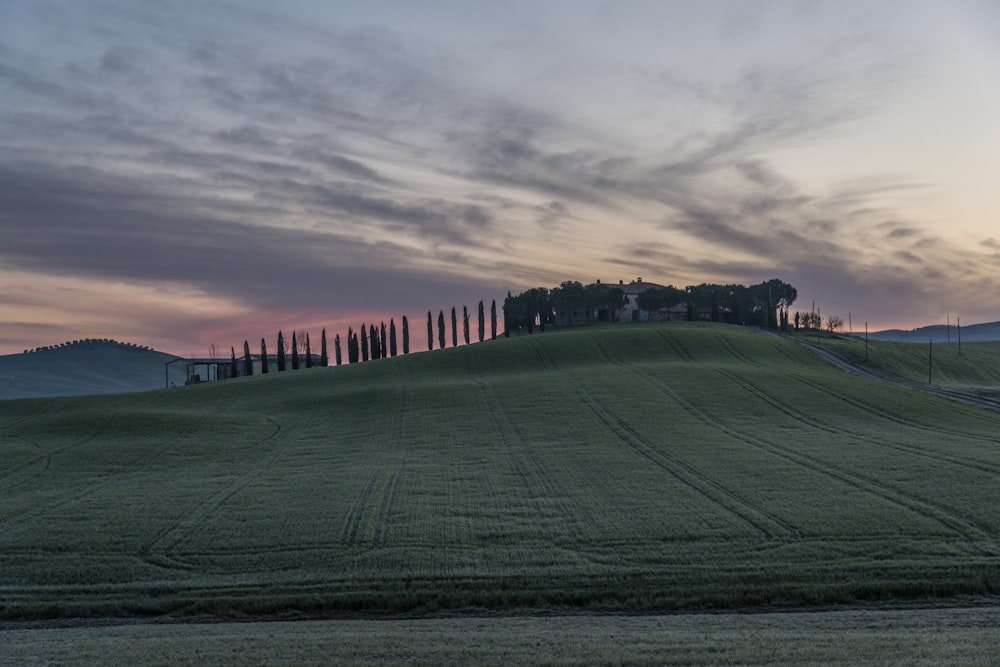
[2,322,1000,630]
[814,333,1000,399]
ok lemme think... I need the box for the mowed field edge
[1,322,999,619]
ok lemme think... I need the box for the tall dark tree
[403,316,410,355]
[427,311,433,351]
[370,324,380,360]
[478,301,485,342]
[380,322,387,358]
[438,310,446,349]
[463,306,470,345]
[243,340,253,376]
[320,328,329,367]
[277,331,286,371]
[551,280,586,324]
[260,338,269,374]
[503,291,511,337]
[389,319,398,357]
[335,333,342,366]
[361,324,369,362]
[291,331,300,370]
[305,332,313,368]
[451,307,458,347]
[348,328,358,363]
[491,299,497,339]
[230,346,238,378]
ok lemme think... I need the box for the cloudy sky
[2,0,998,355]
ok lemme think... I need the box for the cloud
[0,161,497,315]
[2,0,999,354]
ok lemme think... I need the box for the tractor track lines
[651,328,696,362]
[142,413,287,571]
[577,334,797,540]
[463,345,586,548]
[620,335,996,550]
[0,397,251,538]
[716,369,1000,479]
[0,392,167,492]
[714,329,998,446]
[789,371,1000,445]
[341,362,410,549]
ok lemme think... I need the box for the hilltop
[0,338,183,400]
[867,320,1000,343]
[2,322,1000,623]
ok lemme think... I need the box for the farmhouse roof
[618,278,666,295]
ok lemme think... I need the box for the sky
[2,0,999,356]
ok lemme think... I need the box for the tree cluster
[503,278,798,333]
[503,281,629,335]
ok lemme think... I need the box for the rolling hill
[868,320,1000,343]
[0,339,184,400]
[1,322,999,621]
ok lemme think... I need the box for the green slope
[2,322,1000,619]
[815,335,1000,399]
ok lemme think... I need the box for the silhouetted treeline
[503,278,797,333]
[211,298,497,382]
[21,339,155,354]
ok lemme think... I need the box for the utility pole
[928,340,933,385]
[865,322,869,363]
[958,317,962,356]
[947,314,951,344]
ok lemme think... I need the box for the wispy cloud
[1,0,998,352]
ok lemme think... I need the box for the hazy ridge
[0,339,182,400]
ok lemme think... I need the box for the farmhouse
[164,354,323,387]
[616,278,689,322]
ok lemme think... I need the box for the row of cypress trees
[227,299,498,377]
[425,300,498,351]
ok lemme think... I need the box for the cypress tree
[243,340,253,376]
[438,310,446,349]
[380,322,387,359]
[478,300,485,343]
[291,331,300,370]
[403,316,410,355]
[370,324,379,360]
[230,346,238,378]
[321,328,329,367]
[335,333,342,366]
[463,306,470,345]
[305,332,312,368]
[352,331,359,363]
[260,338,269,374]
[427,311,433,351]
[491,299,497,340]
[389,319,398,357]
[361,324,369,362]
[277,331,286,371]
[348,328,358,363]
[504,292,512,337]
[451,307,458,347]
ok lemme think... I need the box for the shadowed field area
[2,322,1000,622]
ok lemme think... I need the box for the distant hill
[865,320,1000,343]
[0,339,184,400]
